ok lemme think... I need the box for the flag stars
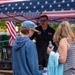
[36,11,39,12]
[37,2,40,5]
[33,6,36,9]
[53,0,56,3]
[49,5,52,8]
[26,6,28,9]
[45,1,48,4]
[71,0,74,2]
[41,5,44,8]
[21,11,23,13]
[29,11,31,12]
[29,2,32,5]
[19,7,21,9]
[58,4,61,7]
[0,0,74,16]
[2,5,4,7]
[53,9,55,11]
[62,0,65,3]
[44,10,47,12]
[36,10,39,12]
[22,3,25,5]
[15,3,18,6]
[67,4,70,7]
[5,8,7,10]
[8,4,11,6]
[12,7,14,10]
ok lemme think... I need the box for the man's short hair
[39,15,48,20]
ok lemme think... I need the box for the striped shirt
[64,43,75,71]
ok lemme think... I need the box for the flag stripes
[6,21,16,45]
[42,11,75,18]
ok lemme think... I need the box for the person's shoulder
[60,38,68,45]
[27,39,35,44]
[62,38,68,40]
[60,38,67,42]
[26,39,35,47]
[59,38,70,50]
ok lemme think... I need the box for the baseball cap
[22,20,39,32]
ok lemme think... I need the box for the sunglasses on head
[40,19,47,22]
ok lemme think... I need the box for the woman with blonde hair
[47,21,75,75]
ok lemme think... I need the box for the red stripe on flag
[6,21,16,46]
[42,10,75,18]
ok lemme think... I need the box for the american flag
[6,21,16,46]
[0,0,75,23]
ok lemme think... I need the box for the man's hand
[47,46,54,54]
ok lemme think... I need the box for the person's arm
[58,38,69,63]
[47,38,69,64]
[26,42,39,75]
[47,46,54,54]
[30,32,36,40]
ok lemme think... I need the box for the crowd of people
[12,15,75,75]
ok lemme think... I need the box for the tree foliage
[0,20,75,32]
[49,24,58,30]
[0,20,21,32]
